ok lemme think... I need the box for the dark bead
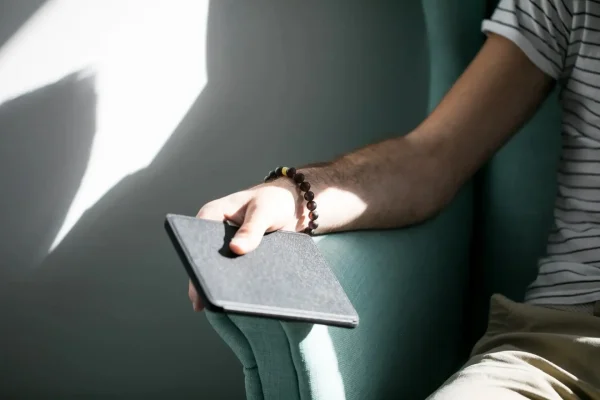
[304,191,314,201]
[287,167,296,178]
[309,210,319,220]
[264,176,270,182]
[294,173,305,184]
[268,171,277,180]
[308,221,319,230]
[303,228,314,235]
[275,166,284,176]
[299,181,311,192]
[307,201,317,211]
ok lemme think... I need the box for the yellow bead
[282,167,288,177]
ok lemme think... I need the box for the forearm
[297,34,554,233]
[297,137,443,232]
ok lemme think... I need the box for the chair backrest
[467,1,564,341]
[423,0,563,343]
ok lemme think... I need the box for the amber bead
[309,210,319,220]
[307,201,317,211]
[294,173,305,184]
[304,191,314,201]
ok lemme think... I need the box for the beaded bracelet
[264,166,319,235]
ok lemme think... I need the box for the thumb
[230,200,270,255]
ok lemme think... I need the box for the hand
[188,180,304,311]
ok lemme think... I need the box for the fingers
[230,200,270,255]
[192,192,256,312]
[196,203,228,222]
[188,280,204,312]
[197,193,249,226]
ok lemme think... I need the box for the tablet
[165,214,358,328]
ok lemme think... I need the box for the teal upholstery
[206,0,563,398]
[467,0,563,343]
[468,89,562,343]
[208,199,473,399]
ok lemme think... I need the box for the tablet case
[165,214,359,328]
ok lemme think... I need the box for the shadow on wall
[0,0,428,398]
[0,0,47,49]
[0,72,96,279]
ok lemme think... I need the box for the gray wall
[0,0,428,398]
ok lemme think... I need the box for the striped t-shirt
[483,0,600,305]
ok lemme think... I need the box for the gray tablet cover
[165,214,358,328]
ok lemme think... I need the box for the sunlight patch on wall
[0,0,100,104]
[0,0,210,252]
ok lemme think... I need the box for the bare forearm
[297,34,554,233]
[296,137,442,232]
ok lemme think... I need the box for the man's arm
[191,33,555,310]
[301,33,555,233]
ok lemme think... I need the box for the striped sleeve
[482,0,572,80]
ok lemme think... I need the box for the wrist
[264,167,322,235]
[290,167,365,233]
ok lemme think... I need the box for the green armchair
[205,0,562,398]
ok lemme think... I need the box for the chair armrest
[206,188,472,400]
